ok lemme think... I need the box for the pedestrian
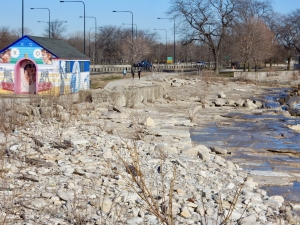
[138,68,141,80]
[131,69,135,79]
[123,67,127,78]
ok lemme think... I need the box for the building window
[66,61,71,73]
[79,61,85,72]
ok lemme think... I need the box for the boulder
[218,91,226,99]
[244,99,258,110]
[144,117,155,127]
[214,98,227,107]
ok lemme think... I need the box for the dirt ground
[90,73,123,89]
[90,71,161,89]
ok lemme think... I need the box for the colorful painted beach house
[0,35,90,95]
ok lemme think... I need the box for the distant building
[0,35,90,95]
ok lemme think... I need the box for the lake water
[190,87,300,204]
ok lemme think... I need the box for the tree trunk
[287,57,291,70]
[213,50,219,74]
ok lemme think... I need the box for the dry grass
[110,141,177,225]
[90,73,123,89]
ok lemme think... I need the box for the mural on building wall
[0,48,11,63]
[0,36,90,95]
[0,37,56,65]
[59,60,67,95]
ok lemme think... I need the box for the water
[190,88,300,203]
[191,114,300,151]
[262,182,300,203]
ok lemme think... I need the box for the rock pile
[0,75,298,225]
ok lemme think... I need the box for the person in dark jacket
[138,68,141,80]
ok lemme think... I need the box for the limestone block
[214,98,227,106]
[197,145,211,162]
[218,91,226,99]
[144,117,155,127]
[239,214,257,224]
[244,99,258,109]
[183,144,210,157]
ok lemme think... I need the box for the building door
[14,59,37,94]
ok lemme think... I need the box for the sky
[1,0,299,41]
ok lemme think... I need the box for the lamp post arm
[61,1,86,54]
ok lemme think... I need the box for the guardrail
[89,63,217,73]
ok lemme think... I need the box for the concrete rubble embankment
[0,72,299,224]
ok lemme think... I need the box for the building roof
[27,35,89,60]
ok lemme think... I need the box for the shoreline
[1,72,300,224]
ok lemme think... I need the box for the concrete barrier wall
[77,81,169,107]
[234,71,296,80]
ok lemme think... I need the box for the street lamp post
[22,0,24,36]
[158,17,176,66]
[88,26,102,71]
[154,29,167,60]
[38,21,67,38]
[113,11,133,43]
[31,7,50,38]
[122,23,137,39]
[113,11,134,67]
[60,1,86,54]
[80,16,97,64]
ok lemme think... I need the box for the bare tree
[0,27,32,49]
[0,27,15,49]
[168,0,237,74]
[234,0,272,23]
[272,11,300,70]
[97,26,124,64]
[286,9,300,64]
[11,27,32,38]
[121,36,152,65]
[65,31,85,54]
[42,19,67,39]
[231,18,274,71]
[232,0,273,70]
[251,19,275,71]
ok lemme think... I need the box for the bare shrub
[110,142,177,225]
[186,103,201,122]
[127,110,147,141]
[199,71,214,108]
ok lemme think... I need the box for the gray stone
[243,99,258,109]
[195,145,211,161]
[127,217,144,225]
[214,98,227,106]
[57,190,74,201]
[239,214,257,224]
[210,146,227,155]
[218,92,226,99]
